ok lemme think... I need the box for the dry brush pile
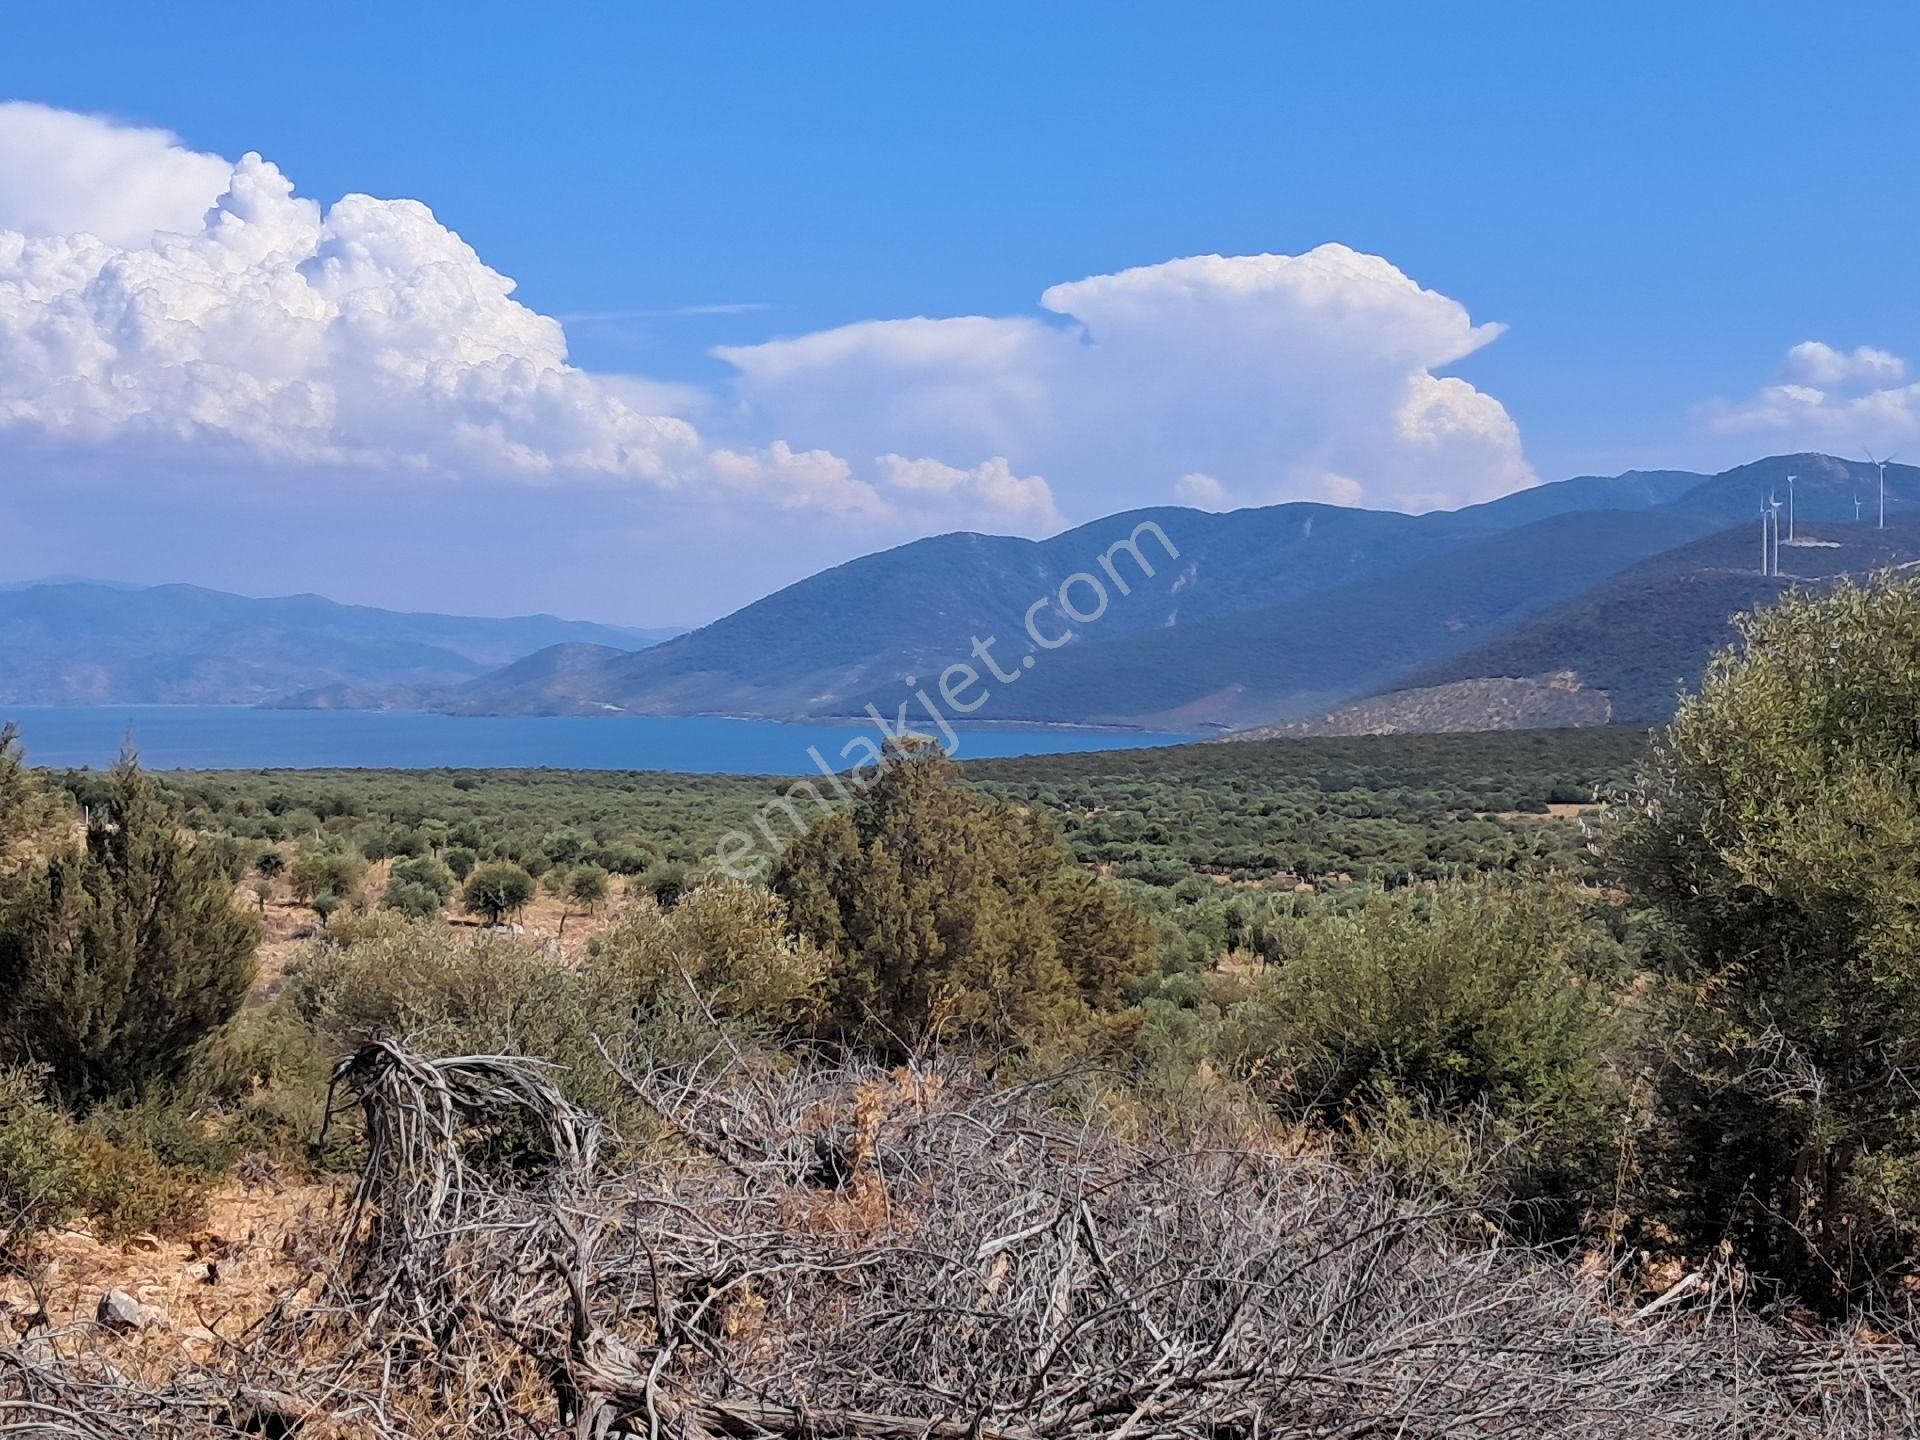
[3,1038,1915,1438]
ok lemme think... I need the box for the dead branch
[4,1038,1915,1438]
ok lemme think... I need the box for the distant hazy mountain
[0,574,145,592]
[0,582,680,706]
[1226,464,1920,739]
[434,506,1476,719]
[432,452,1920,730]
[421,458,1763,725]
[977,454,1913,729]
[115,450,1919,733]
[1448,468,1708,527]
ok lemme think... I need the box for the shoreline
[227,699,1186,737]
[0,704,1199,776]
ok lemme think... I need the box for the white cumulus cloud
[0,101,231,246]
[0,105,1540,541]
[1705,340,1920,452]
[717,245,1536,514]
[0,105,884,516]
[1782,340,1907,388]
[1173,472,1231,509]
[874,453,1063,529]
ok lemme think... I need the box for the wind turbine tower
[1785,473,1797,541]
[1770,493,1783,575]
[1866,450,1895,529]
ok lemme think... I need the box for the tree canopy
[463,861,536,926]
[774,742,1151,1051]
[1609,574,1920,1300]
[0,752,259,1103]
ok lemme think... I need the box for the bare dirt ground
[1476,801,1603,822]
[11,868,627,1350]
[1,1179,340,1349]
[446,885,628,962]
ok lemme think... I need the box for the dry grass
[235,864,636,1003]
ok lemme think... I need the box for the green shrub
[1220,879,1625,1210]
[203,833,256,882]
[192,1006,353,1173]
[1608,574,1920,1301]
[390,854,455,900]
[288,847,367,904]
[597,844,652,876]
[567,865,610,913]
[641,861,688,908]
[587,883,824,1031]
[443,846,478,880]
[543,828,586,865]
[775,741,1152,1052]
[383,854,454,917]
[69,1127,211,1240]
[0,755,260,1104]
[0,1070,220,1244]
[0,1065,80,1248]
[81,1095,234,1180]
[0,723,62,877]
[382,880,443,919]
[289,920,626,1118]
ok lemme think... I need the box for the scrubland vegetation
[6,580,1920,1434]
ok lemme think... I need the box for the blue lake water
[0,706,1197,774]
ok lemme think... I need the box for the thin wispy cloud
[558,302,774,322]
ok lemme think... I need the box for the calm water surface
[1,706,1196,774]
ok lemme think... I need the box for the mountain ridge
[13,453,1920,729]
[406,457,1786,726]
[412,453,1919,729]
[0,582,681,706]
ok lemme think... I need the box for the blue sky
[0,3,1915,623]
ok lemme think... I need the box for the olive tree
[1608,575,1920,1300]
[463,862,536,926]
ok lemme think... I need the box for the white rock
[95,1289,144,1332]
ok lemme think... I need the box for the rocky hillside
[1228,672,1610,739]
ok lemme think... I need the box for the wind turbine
[1761,496,1777,575]
[1854,492,1864,522]
[1770,492,1784,574]
[1864,448,1896,529]
[1785,473,1797,541]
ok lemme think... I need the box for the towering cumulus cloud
[0,103,881,515]
[719,247,1535,513]
[0,102,1535,538]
